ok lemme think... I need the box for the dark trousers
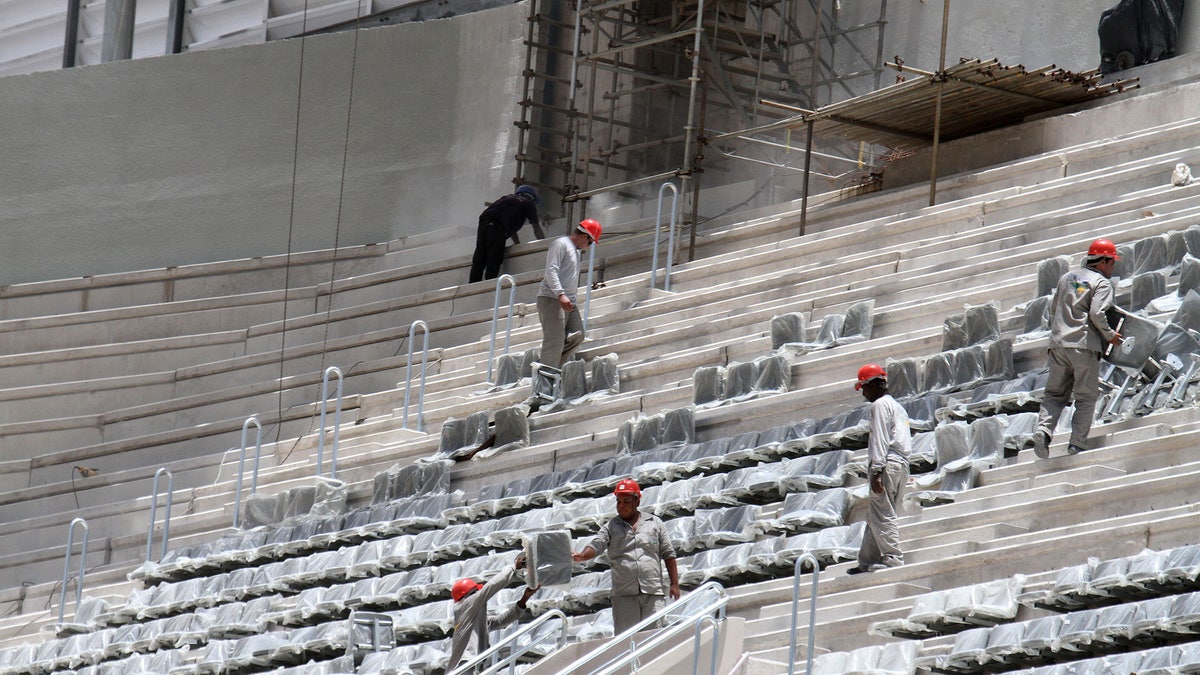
[469,217,509,283]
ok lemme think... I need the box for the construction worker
[848,364,911,575]
[469,185,544,284]
[535,218,601,370]
[572,478,680,634]
[447,556,538,668]
[1033,238,1123,458]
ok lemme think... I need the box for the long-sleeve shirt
[448,565,522,668]
[537,236,581,302]
[479,194,539,238]
[1048,264,1117,353]
[867,394,911,474]
[588,512,676,597]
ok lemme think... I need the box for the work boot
[1032,431,1050,459]
[1067,444,1087,455]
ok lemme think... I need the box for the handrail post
[317,366,344,479]
[145,468,174,562]
[452,609,569,675]
[59,518,89,625]
[233,416,263,528]
[650,181,681,291]
[402,320,430,431]
[691,614,722,675]
[486,274,518,383]
[787,553,820,675]
[583,244,597,334]
[63,0,82,68]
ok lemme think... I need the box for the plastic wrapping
[562,359,588,400]
[944,626,989,669]
[693,366,723,406]
[815,313,844,347]
[660,407,695,446]
[1133,233,1170,274]
[954,345,986,389]
[524,530,573,588]
[1181,255,1200,298]
[589,353,620,395]
[309,477,348,519]
[1131,270,1168,311]
[724,361,757,400]
[1038,256,1070,298]
[922,352,955,394]
[1105,311,1164,371]
[754,354,790,393]
[1092,601,1139,643]
[838,299,875,344]
[884,357,920,399]
[771,312,807,349]
[519,347,540,379]
[985,338,1014,381]
[776,489,850,530]
[1022,295,1051,335]
[493,353,522,387]
[243,493,284,529]
[482,404,530,458]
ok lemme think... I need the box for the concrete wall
[0,2,527,285]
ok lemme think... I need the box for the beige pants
[536,295,584,369]
[611,593,664,635]
[857,460,908,568]
[1037,347,1101,449]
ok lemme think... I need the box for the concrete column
[102,0,137,62]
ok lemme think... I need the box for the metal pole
[63,0,82,68]
[166,0,187,55]
[787,553,820,675]
[691,614,722,675]
[583,244,596,334]
[651,182,680,290]
[317,366,344,479]
[565,0,585,226]
[486,274,518,383]
[928,0,951,207]
[145,468,174,562]
[402,321,431,431]
[101,0,137,63]
[59,518,89,625]
[799,119,814,237]
[233,416,263,528]
[681,0,706,263]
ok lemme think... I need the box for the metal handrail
[317,366,344,479]
[402,320,430,431]
[451,609,569,675]
[58,518,89,625]
[787,553,820,675]
[233,416,263,528]
[691,614,721,675]
[486,274,518,383]
[562,581,728,675]
[650,181,680,291]
[582,244,596,334]
[145,468,174,562]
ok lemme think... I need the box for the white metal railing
[450,609,569,675]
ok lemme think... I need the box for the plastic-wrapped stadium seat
[775,489,851,531]
[525,530,573,588]
[884,357,921,399]
[815,313,843,347]
[520,347,540,379]
[725,361,757,400]
[693,366,723,406]
[1038,256,1070,298]
[952,345,986,391]
[944,303,999,350]
[1021,295,1051,335]
[1132,233,1170,275]
[590,353,620,394]
[984,338,1014,381]
[562,359,588,400]
[493,352,522,386]
[1131,271,1168,312]
[923,352,955,394]
[480,404,530,458]
[837,299,875,346]
[754,354,790,393]
[771,312,807,349]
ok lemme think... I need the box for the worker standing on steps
[572,479,680,634]
[848,364,911,575]
[535,218,601,370]
[468,185,544,284]
[447,555,538,669]
[1032,238,1123,459]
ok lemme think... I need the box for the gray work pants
[611,593,663,635]
[1037,347,1100,449]
[857,460,908,568]
[536,295,584,369]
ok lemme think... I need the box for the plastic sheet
[1022,295,1051,335]
[923,352,955,394]
[771,312,807,349]
[660,407,695,447]
[838,299,875,345]
[944,626,990,669]
[525,530,573,588]
[1132,270,1168,311]
[815,313,843,346]
[1038,256,1070,297]
[520,347,540,379]
[754,354,790,393]
[724,361,757,400]
[985,338,1015,381]
[1092,601,1139,644]
[884,357,921,399]
[562,359,588,400]
[590,353,620,394]
[954,345,986,389]
[693,366,723,406]
[493,352,522,387]
[776,489,850,530]
[243,493,285,529]
[481,404,530,458]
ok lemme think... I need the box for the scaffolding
[515,0,890,244]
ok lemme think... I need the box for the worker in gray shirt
[535,218,601,370]
[1033,238,1123,458]
[572,479,680,634]
[447,557,538,669]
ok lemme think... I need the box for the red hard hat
[451,578,482,602]
[578,218,602,243]
[855,364,887,391]
[1087,238,1120,260]
[613,478,641,497]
